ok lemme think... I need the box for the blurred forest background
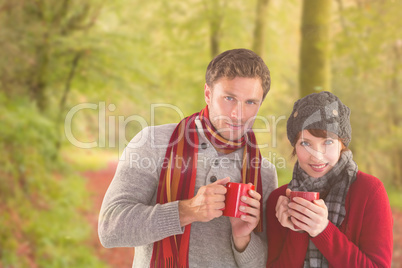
[1,0,401,267]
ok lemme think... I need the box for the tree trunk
[55,52,83,152]
[29,44,49,112]
[210,17,221,58]
[204,0,226,58]
[299,0,332,97]
[252,0,270,57]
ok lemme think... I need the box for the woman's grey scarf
[288,150,358,268]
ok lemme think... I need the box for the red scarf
[150,106,263,268]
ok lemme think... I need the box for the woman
[266,91,393,267]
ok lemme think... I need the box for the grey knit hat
[287,91,352,147]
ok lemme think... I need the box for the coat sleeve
[266,186,309,268]
[311,179,393,268]
[98,126,184,248]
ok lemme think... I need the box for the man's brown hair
[205,48,271,100]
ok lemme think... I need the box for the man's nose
[231,102,243,121]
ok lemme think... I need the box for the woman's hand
[287,197,329,237]
[275,189,299,231]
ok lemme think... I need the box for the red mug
[289,191,320,229]
[222,182,255,218]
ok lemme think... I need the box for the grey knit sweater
[98,119,278,267]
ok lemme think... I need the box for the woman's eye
[225,96,234,101]
[324,140,334,145]
[300,141,309,146]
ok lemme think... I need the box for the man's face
[204,77,264,141]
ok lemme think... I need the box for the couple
[98,49,393,267]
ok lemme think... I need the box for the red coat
[266,171,393,268]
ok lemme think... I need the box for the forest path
[83,161,133,268]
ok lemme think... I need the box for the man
[98,48,278,267]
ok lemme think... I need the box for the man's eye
[225,96,234,101]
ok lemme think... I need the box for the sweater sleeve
[98,126,184,248]
[235,158,278,268]
[266,186,309,268]
[311,177,393,268]
[231,231,267,268]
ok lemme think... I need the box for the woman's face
[295,130,343,178]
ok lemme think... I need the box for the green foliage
[61,146,117,172]
[1,0,401,265]
[0,94,106,267]
[276,166,293,187]
[387,187,402,210]
[332,0,402,188]
[0,0,103,112]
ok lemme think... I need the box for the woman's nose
[307,145,326,162]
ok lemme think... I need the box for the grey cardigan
[98,119,278,267]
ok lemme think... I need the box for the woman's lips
[309,163,329,172]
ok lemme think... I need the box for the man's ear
[204,83,212,105]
